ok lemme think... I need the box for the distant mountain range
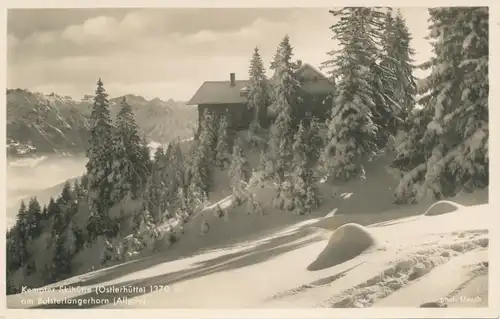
[6,89,198,157]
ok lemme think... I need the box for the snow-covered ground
[7,201,492,309]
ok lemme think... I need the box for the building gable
[296,63,329,82]
[187,62,334,106]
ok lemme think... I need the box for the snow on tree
[392,7,489,203]
[175,187,193,221]
[229,138,250,206]
[289,121,322,214]
[142,147,169,224]
[263,35,301,200]
[321,8,384,181]
[372,8,418,143]
[215,114,232,169]
[392,9,418,118]
[170,140,186,189]
[188,141,211,205]
[248,47,270,126]
[161,139,187,213]
[269,35,301,126]
[189,111,216,201]
[85,78,115,238]
[198,108,218,165]
[111,97,150,203]
[245,191,264,216]
[49,181,78,239]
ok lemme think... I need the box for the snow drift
[423,200,464,216]
[307,223,379,271]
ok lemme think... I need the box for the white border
[1,1,499,318]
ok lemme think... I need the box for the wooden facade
[198,102,252,130]
[188,63,335,131]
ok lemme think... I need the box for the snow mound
[307,223,379,271]
[423,200,464,216]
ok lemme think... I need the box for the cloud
[62,16,121,44]
[7,8,432,101]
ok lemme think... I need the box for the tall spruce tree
[215,114,232,169]
[26,197,42,240]
[263,35,301,201]
[228,138,250,206]
[169,140,187,194]
[392,10,418,118]
[269,35,301,126]
[321,8,385,181]
[248,47,270,126]
[51,233,72,282]
[111,97,150,202]
[290,121,321,215]
[189,110,216,201]
[374,9,417,140]
[10,201,29,269]
[85,78,115,238]
[392,7,488,203]
[143,147,169,224]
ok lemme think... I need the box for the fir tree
[264,35,300,197]
[85,78,115,238]
[248,47,270,126]
[41,204,49,221]
[228,138,250,206]
[142,147,169,224]
[195,109,218,161]
[111,97,150,202]
[269,35,301,126]
[51,233,72,282]
[170,140,187,190]
[214,114,232,169]
[72,180,84,199]
[393,7,488,203]
[46,197,57,220]
[26,197,42,239]
[321,8,385,181]
[373,9,417,141]
[392,10,418,119]
[11,201,30,269]
[60,181,73,205]
[51,197,65,238]
[290,121,321,215]
[189,111,216,199]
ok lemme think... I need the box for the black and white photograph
[4,4,494,314]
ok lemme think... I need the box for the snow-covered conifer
[111,97,150,202]
[215,114,232,169]
[248,47,270,126]
[393,8,489,202]
[321,8,385,181]
[85,78,115,237]
[229,138,250,206]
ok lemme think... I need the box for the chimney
[230,73,236,87]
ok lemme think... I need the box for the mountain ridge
[7,88,197,157]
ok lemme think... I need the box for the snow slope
[7,200,492,309]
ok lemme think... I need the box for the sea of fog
[5,140,180,230]
[6,155,88,230]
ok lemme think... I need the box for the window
[305,111,313,117]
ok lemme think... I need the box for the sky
[7,8,432,102]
